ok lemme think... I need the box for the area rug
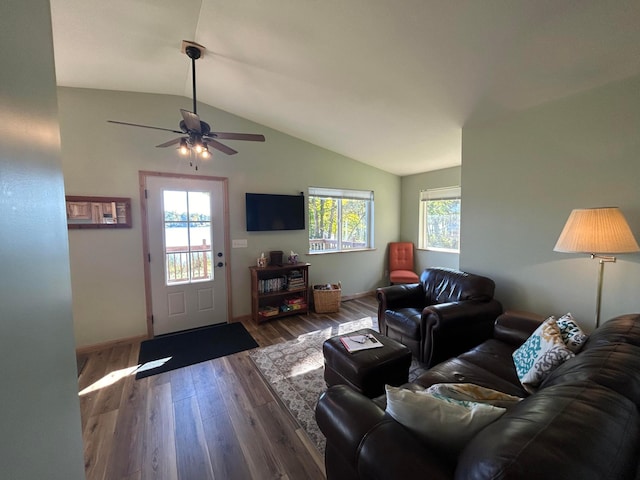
[249,317,427,455]
[136,322,258,379]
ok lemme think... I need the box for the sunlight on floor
[78,356,172,396]
[283,317,375,378]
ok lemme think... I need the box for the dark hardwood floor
[77,295,379,480]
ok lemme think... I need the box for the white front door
[145,175,228,336]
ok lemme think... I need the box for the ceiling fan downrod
[185,45,202,115]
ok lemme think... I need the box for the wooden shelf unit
[249,263,310,323]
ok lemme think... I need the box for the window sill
[307,248,376,255]
[417,247,460,254]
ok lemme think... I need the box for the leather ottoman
[323,328,412,398]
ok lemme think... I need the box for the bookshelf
[249,263,310,323]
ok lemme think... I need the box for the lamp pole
[592,254,616,328]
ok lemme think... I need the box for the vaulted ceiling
[50,1,640,176]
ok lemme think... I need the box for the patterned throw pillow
[512,317,575,393]
[556,313,588,353]
[426,383,523,408]
[385,385,506,453]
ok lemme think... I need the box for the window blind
[420,186,461,201]
[309,187,374,201]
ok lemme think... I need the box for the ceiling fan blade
[156,138,184,148]
[107,120,183,134]
[180,109,201,133]
[207,139,238,155]
[207,132,266,142]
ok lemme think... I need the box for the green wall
[400,166,461,272]
[57,87,400,346]
[0,1,85,478]
[461,74,640,330]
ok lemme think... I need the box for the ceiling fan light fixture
[178,138,189,155]
[201,146,211,159]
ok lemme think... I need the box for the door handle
[216,262,224,268]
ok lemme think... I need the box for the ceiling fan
[108,41,265,161]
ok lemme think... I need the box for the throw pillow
[385,385,506,453]
[426,383,522,408]
[556,312,588,353]
[512,316,575,393]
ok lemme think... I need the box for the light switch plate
[232,239,248,248]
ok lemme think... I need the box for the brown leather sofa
[377,268,503,367]
[316,311,640,480]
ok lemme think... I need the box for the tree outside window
[308,187,373,253]
[419,187,460,252]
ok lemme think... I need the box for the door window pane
[163,190,213,284]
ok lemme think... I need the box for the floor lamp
[554,207,639,328]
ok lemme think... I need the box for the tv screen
[245,193,305,231]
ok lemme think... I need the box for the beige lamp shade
[554,207,640,254]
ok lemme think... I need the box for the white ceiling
[50,1,640,176]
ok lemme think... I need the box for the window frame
[308,186,374,254]
[418,186,461,253]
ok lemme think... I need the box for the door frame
[139,170,232,338]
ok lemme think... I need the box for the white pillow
[385,385,506,453]
[556,312,588,353]
[426,383,522,408]
[512,316,575,393]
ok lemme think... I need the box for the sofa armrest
[316,385,387,470]
[493,310,545,346]
[377,284,424,333]
[358,420,454,479]
[316,385,453,480]
[420,299,503,366]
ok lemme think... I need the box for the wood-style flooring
[77,295,379,480]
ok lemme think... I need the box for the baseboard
[341,290,376,301]
[76,334,149,355]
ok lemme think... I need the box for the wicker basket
[313,282,342,313]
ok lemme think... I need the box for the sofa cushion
[583,313,640,349]
[384,307,421,339]
[385,385,506,453]
[457,339,525,391]
[512,317,574,393]
[414,356,529,397]
[540,342,640,406]
[420,268,495,304]
[556,312,588,353]
[455,382,640,480]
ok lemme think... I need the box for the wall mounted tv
[245,193,305,231]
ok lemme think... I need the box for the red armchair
[388,242,419,284]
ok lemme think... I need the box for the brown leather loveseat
[316,311,640,480]
[377,268,503,367]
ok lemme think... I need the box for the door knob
[216,262,224,268]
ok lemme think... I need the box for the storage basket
[313,282,341,313]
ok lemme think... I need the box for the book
[340,334,384,353]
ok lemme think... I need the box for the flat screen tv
[245,193,305,231]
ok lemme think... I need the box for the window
[308,187,374,253]
[162,190,213,284]
[419,186,461,252]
